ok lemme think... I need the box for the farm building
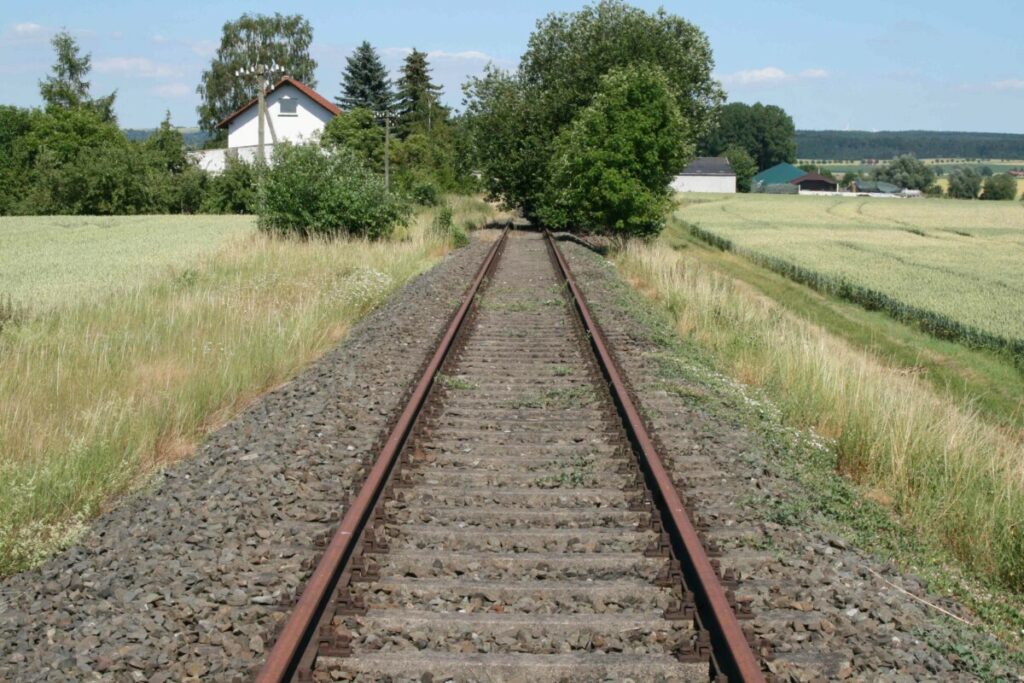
[752,162,805,187]
[670,157,736,193]
[791,173,838,192]
[193,77,340,173]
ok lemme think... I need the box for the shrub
[429,201,468,247]
[202,155,260,214]
[409,180,441,206]
[980,173,1018,201]
[947,167,982,199]
[259,144,410,239]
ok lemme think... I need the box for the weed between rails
[509,386,595,410]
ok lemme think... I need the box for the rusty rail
[255,229,509,683]
[544,231,766,683]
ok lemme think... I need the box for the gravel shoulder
[0,237,494,683]
[558,239,1021,682]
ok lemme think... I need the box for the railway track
[256,230,765,682]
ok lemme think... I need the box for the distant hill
[796,130,1024,161]
[123,127,211,149]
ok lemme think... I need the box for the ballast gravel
[558,239,1018,682]
[0,239,493,683]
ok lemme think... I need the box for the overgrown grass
[663,220,1024,433]
[0,198,498,576]
[618,241,1024,591]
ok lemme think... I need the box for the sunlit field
[676,194,1024,358]
[0,215,254,310]
[0,197,498,575]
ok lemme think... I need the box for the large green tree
[874,155,935,191]
[464,0,721,220]
[701,102,795,171]
[337,41,393,112]
[196,13,317,140]
[538,64,690,236]
[38,31,116,121]
[395,48,445,136]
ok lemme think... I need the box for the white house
[670,157,736,194]
[193,77,340,173]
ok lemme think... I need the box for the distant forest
[796,130,1024,161]
[124,128,210,149]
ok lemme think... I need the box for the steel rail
[255,228,509,683]
[544,231,766,683]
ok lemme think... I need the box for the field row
[677,195,1024,362]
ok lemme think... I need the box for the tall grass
[0,199,497,575]
[618,241,1024,590]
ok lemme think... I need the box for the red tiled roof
[216,77,341,129]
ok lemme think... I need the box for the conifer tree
[395,48,446,136]
[39,30,116,121]
[337,41,393,113]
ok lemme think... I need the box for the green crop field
[0,215,255,310]
[675,194,1024,359]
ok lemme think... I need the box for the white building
[670,157,736,194]
[193,77,340,173]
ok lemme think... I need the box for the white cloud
[992,79,1024,91]
[799,68,829,80]
[427,49,493,62]
[13,22,43,35]
[151,82,191,98]
[94,57,183,79]
[718,66,829,87]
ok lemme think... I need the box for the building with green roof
[752,162,805,188]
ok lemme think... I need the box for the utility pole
[236,57,282,164]
[375,110,395,191]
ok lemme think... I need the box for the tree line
[0,15,476,219]
[796,130,1024,162]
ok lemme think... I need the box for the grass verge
[616,240,1024,594]
[0,197,497,576]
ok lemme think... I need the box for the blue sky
[1,0,1021,132]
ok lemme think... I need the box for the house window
[279,98,298,116]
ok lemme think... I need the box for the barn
[752,162,804,191]
[670,157,736,193]
[791,173,838,192]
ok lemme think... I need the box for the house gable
[217,78,340,149]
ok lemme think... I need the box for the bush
[259,144,410,238]
[202,156,260,214]
[409,180,441,206]
[537,63,690,237]
[430,201,468,247]
[947,167,983,199]
[980,173,1018,201]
